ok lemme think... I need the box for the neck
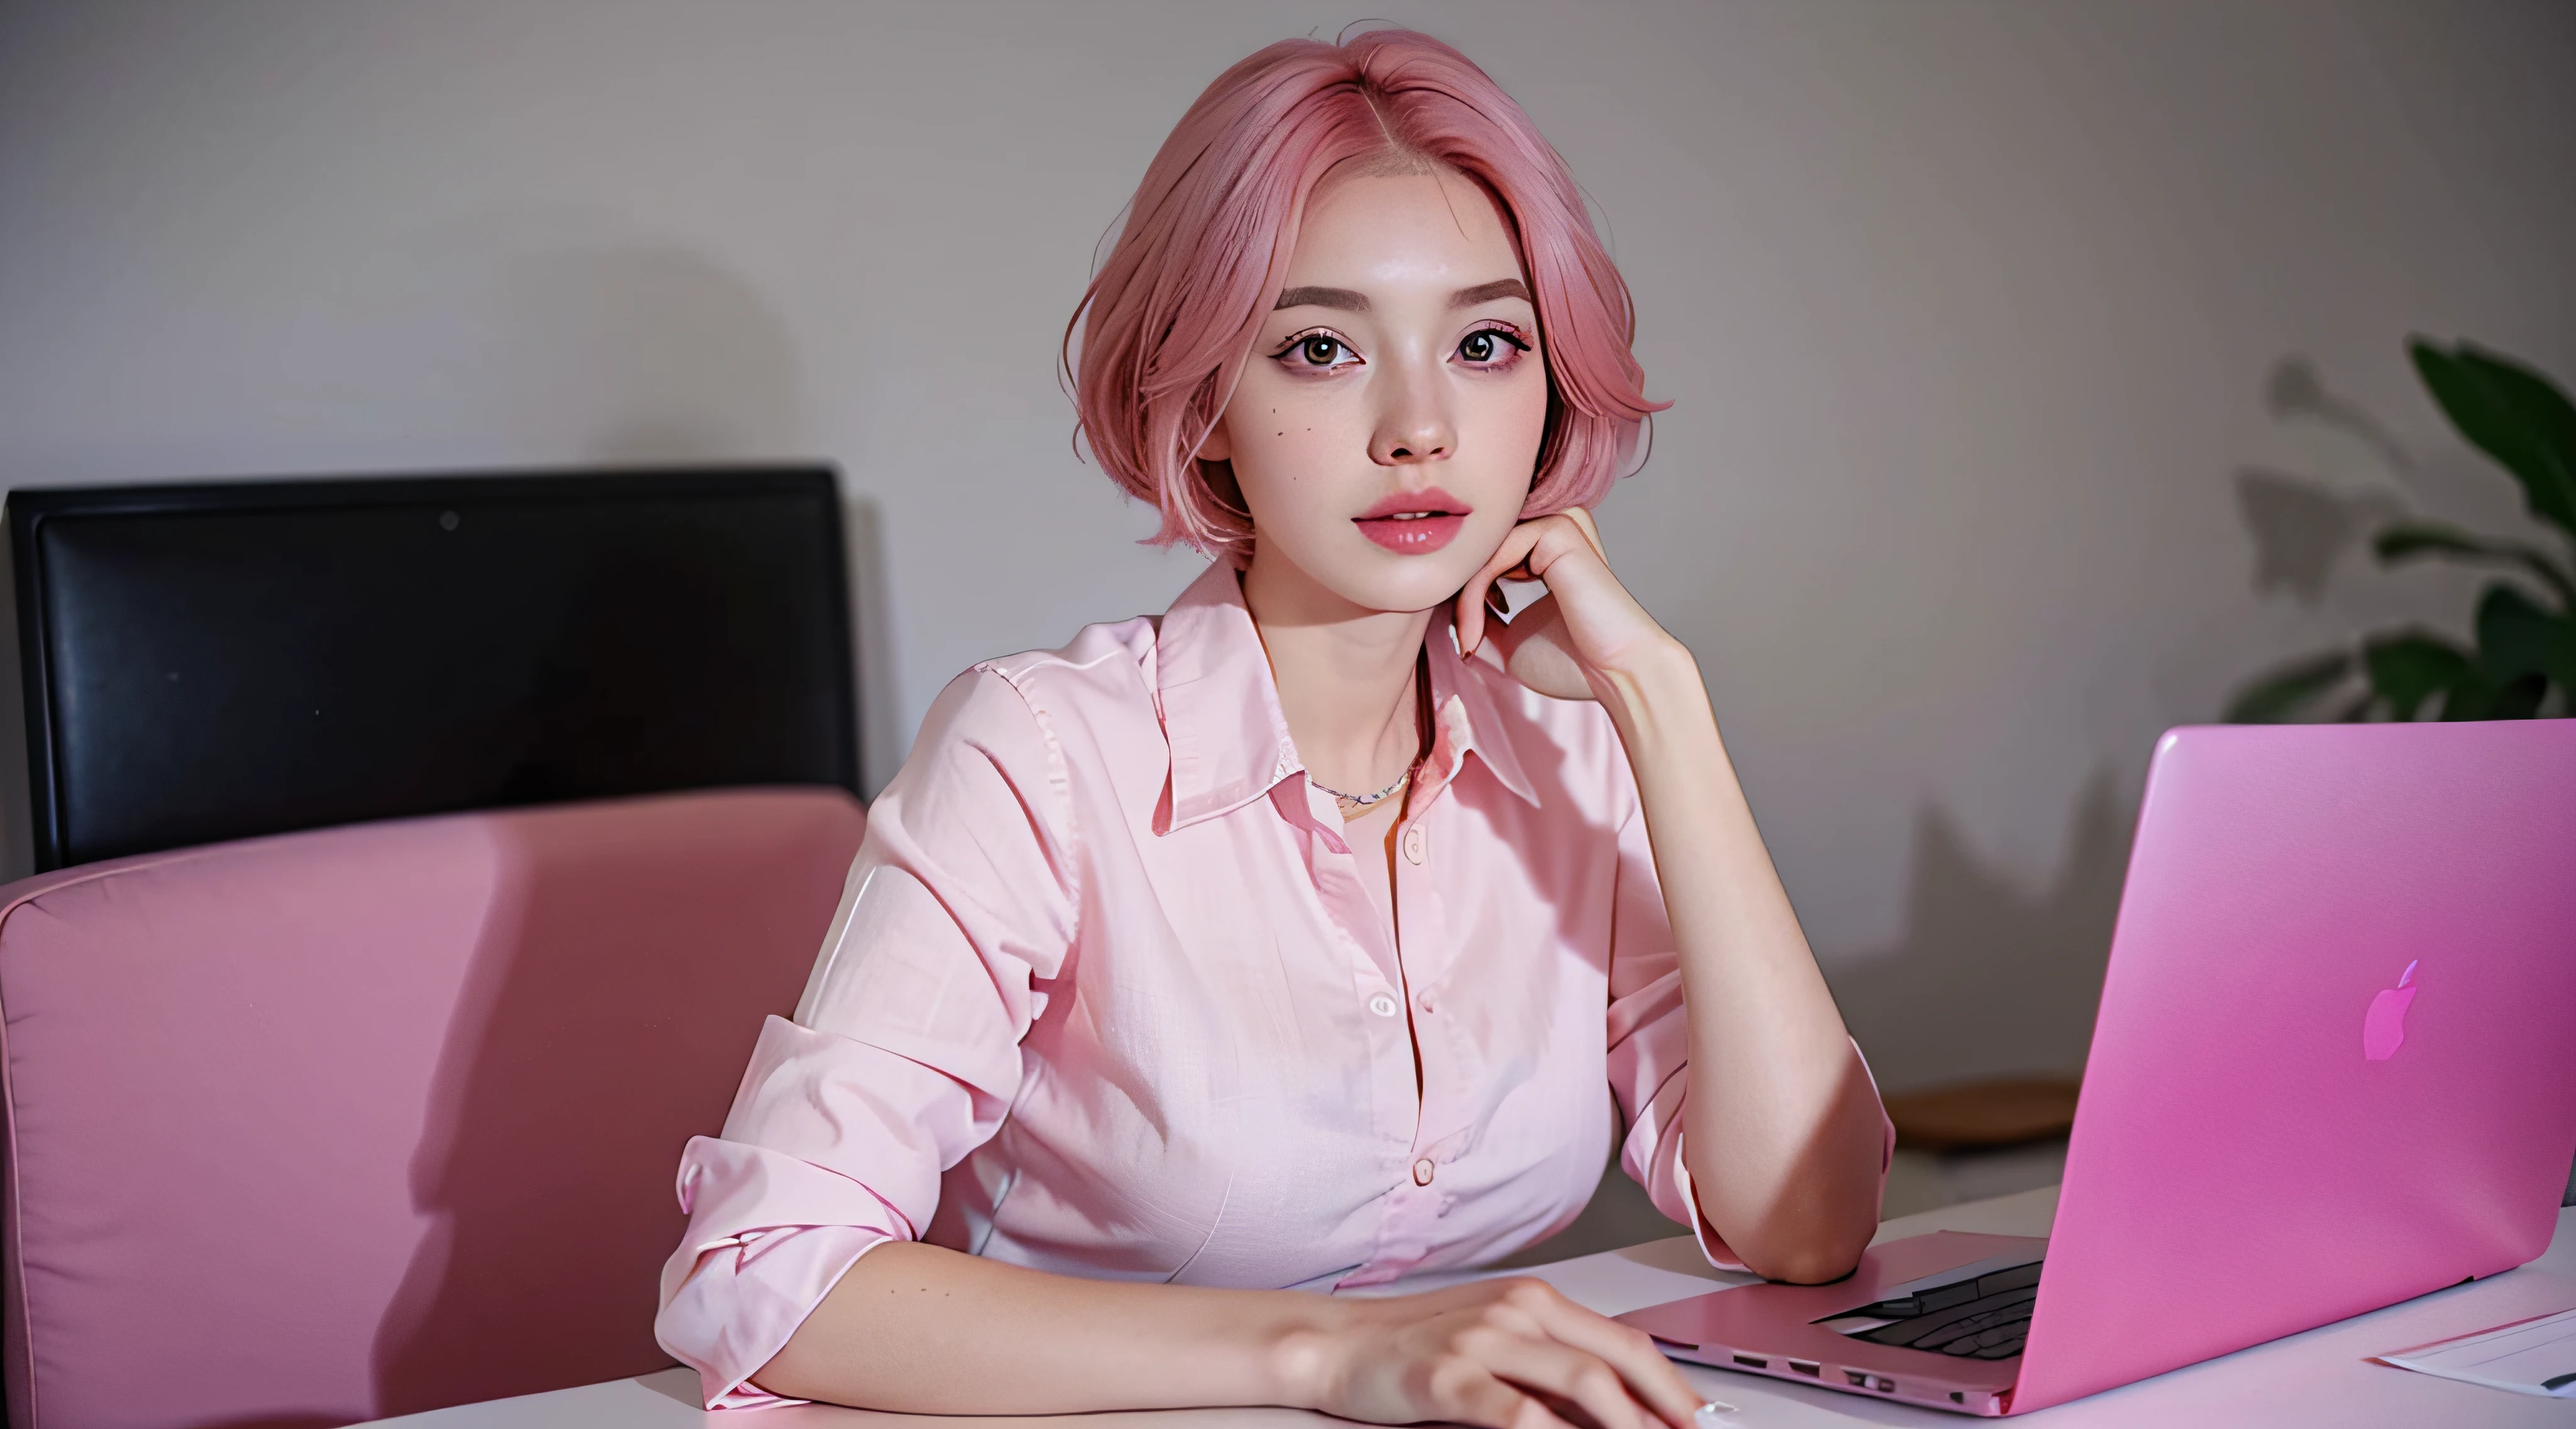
[1240,548,1435,797]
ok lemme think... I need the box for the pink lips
[1354,488,1471,554]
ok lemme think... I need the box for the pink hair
[1065,28,1666,560]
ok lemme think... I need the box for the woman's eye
[1457,328,1531,366]
[1291,335,1352,367]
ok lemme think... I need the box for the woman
[657,29,1890,1427]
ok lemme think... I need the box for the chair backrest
[0,786,865,1429]
[6,467,859,872]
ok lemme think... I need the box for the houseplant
[2227,339,2575,722]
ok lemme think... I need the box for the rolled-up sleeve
[1599,765,1893,1273]
[655,667,1079,1408]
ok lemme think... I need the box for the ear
[1197,411,1233,462]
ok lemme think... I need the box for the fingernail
[1693,1403,1740,1429]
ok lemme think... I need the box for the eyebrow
[1270,278,1535,313]
[1275,286,1368,311]
[1449,279,1532,308]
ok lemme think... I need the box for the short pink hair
[1066,28,1666,560]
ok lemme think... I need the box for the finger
[1462,508,1629,658]
[1465,514,1603,652]
[1507,1291,1704,1429]
[1441,1361,1579,1429]
[1475,1335,1655,1429]
[1530,1317,1699,1427]
[1486,590,1553,662]
[1457,521,1546,655]
[1462,522,1545,651]
[1558,504,1609,564]
[1515,515,1611,591]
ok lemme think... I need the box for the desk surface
[363,1193,2576,1426]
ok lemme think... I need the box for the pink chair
[0,787,865,1429]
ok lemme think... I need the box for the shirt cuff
[1664,1130,1751,1272]
[657,1223,893,1410]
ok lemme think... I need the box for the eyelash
[1267,323,1535,373]
[1455,324,1533,368]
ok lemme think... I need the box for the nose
[1369,359,1455,467]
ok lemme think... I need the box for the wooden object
[1882,1076,2082,1152]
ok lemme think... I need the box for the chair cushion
[0,787,864,1429]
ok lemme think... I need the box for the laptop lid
[2012,720,2576,1412]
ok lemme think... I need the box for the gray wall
[3,1,2571,1091]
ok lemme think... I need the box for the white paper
[2380,1306,2576,1397]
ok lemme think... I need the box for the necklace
[1307,650,1434,821]
[1309,765,1414,816]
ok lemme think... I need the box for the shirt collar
[1154,562,1304,833]
[1423,609,1540,809]
[1153,563,1541,835]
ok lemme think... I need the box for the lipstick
[1354,488,1471,554]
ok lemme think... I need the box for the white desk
[362,1194,2576,1426]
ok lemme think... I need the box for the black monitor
[8,466,858,872]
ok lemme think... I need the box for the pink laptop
[1619,720,2576,1415]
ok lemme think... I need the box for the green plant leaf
[2473,582,2576,692]
[2372,521,2576,608]
[2224,650,2354,723]
[2440,674,2501,721]
[2440,670,2547,721]
[2408,338,2576,543]
[2362,631,2472,720]
[2490,674,2550,719]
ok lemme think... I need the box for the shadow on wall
[2236,465,2402,605]
[843,492,902,796]
[1826,772,2135,1096]
[2231,356,2420,609]
[486,239,901,793]
[2229,349,2564,631]
[492,243,804,465]
[1830,353,2485,1098]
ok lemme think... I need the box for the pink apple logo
[2363,959,2419,1062]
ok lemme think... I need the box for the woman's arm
[752,1240,1707,1429]
[1458,509,1886,1284]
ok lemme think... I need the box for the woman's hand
[1454,508,1684,704]
[1292,1276,1706,1429]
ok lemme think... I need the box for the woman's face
[1205,165,1550,616]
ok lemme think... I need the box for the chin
[1326,554,1486,616]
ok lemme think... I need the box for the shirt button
[1412,1158,1436,1186]
[1416,992,1436,1015]
[1367,993,1399,1018]
[1402,826,1426,864]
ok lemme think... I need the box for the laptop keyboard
[1837,1259,2044,1360]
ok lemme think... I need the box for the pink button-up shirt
[656,562,1865,1409]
